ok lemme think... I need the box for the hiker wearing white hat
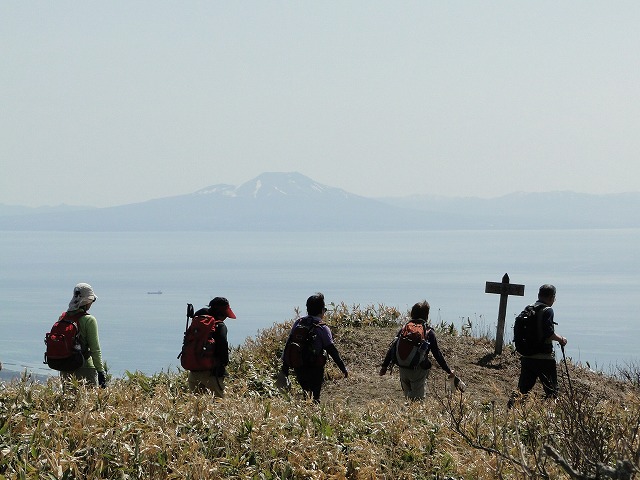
[60,283,107,388]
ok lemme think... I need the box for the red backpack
[44,311,85,372]
[394,321,430,368]
[178,304,223,371]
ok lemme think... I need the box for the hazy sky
[2,2,639,207]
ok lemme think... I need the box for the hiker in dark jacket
[187,297,235,396]
[380,300,455,400]
[516,284,567,399]
[281,293,348,402]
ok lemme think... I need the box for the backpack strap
[300,316,325,329]
[60,311,84,327]
[533,304,551,324]
[423,325,432,349]
[532,304,552,350]
[56,311,86,356]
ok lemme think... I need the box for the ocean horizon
[1,229,638,379]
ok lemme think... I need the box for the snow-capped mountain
[195,172,355,199]
[0,172,426,231]
[1,172,639,231]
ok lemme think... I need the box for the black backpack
[283,318,327,368]
[513,304,549,355]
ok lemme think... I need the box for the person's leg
[295,367,323,401]
[403,368,428,401]
[538,360,559,398]
[517,358,538,394]
[188,371,222,395]
[60,371,74,393]
[410,369,429,400]
[399,369,412,398]
[309,367,324,402]
[210,376,225,397]
[77,367,98,386]
[188,371,205,392]
[294,368,311,394]
[61,367,97,392]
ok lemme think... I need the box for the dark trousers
[518,357,558,398]
[294,366,324,402]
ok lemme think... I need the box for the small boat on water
[147,291,163,295]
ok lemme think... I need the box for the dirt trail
[320,325,624,406]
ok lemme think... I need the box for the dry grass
[1,304,638,479]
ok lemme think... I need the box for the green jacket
[68,310,105,372]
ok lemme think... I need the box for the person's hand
[559,336,568,347]
[379,367,387,376]
[448,370,456,378]
[98,371,107,388]
[343,369,348,379]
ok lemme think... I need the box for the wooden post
[485,273,525,354]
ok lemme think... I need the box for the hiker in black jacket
[380,301,455,400]
[516,284,567,399]
[187,297,235,396]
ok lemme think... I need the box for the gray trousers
[188,370,225,397]
[399,367,430,400]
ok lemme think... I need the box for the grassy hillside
[1,303,638,479]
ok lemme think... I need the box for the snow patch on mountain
[230,172,357,199]
[194,184,236,197]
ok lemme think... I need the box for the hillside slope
[0,305,636,479]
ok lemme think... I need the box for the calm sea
[1,229,638,378]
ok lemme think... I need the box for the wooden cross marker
[485,273,525,354]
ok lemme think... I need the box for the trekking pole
[561,344,573,396]
[186,304,194,330]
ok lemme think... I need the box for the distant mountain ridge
[1,172,639,231]
[0,203,96,217]
[0,172,422,231]
[379,191,640,229]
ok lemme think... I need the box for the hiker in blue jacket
[380,300,455,400]
[281,293,348,402]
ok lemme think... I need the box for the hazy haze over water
[0,229,638,377]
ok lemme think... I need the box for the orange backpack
[395,321,430,368]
